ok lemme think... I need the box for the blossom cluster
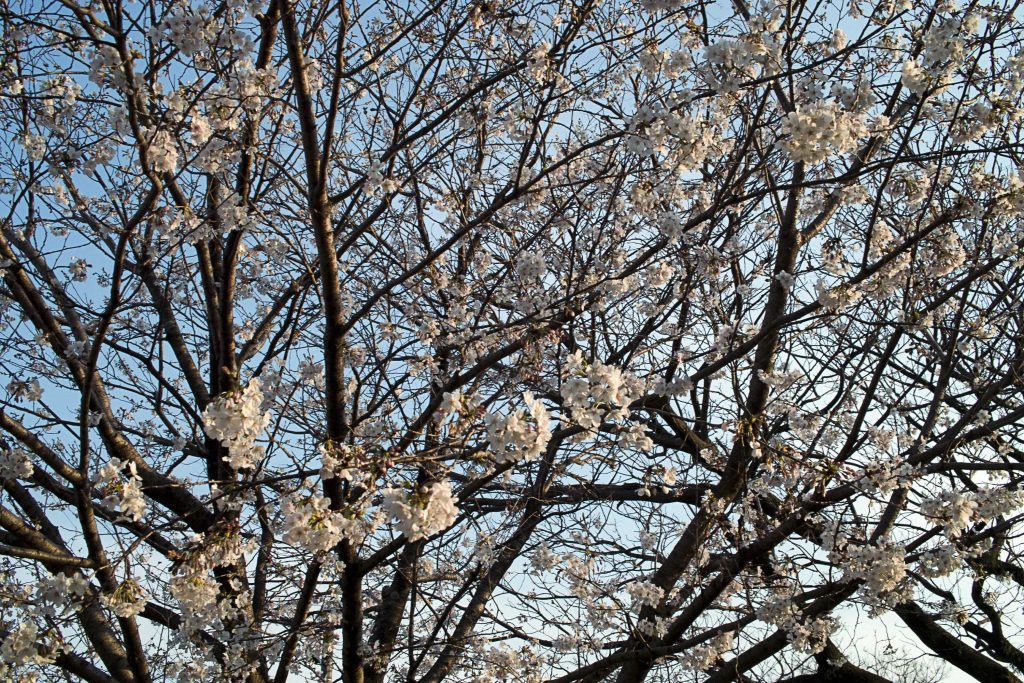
[560,351,640,433]
[625,107,715,171]
[779,101,867,164]
[0,448,32,481]
[202,380,271,470]
[515,252,547,282]
[363,163,400,195]
[168,527,255,636]
[917,544,965,578]
[282,493,362,554]
[625,580,664,610]
[837,541,908,609]
[702,38,769,92]
[788,617,834,654]
[902,16,975,96]
[101,579,147,618]
[147,129,179,174]
[530,542,560,573]
[921,487,1024,536]
[0,623,49,674]
[381,481,459,542]
[676,632,731,671]
[35,572,89,619]
[68,257,89,282]
[95,457,146,522]
[484,392,551,463]
[169,573,221,634]
[157,7,216,57]
[319,442,371,484]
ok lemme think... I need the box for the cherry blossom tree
[0,0,1023,680]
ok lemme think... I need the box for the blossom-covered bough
[0,0,1023,680]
